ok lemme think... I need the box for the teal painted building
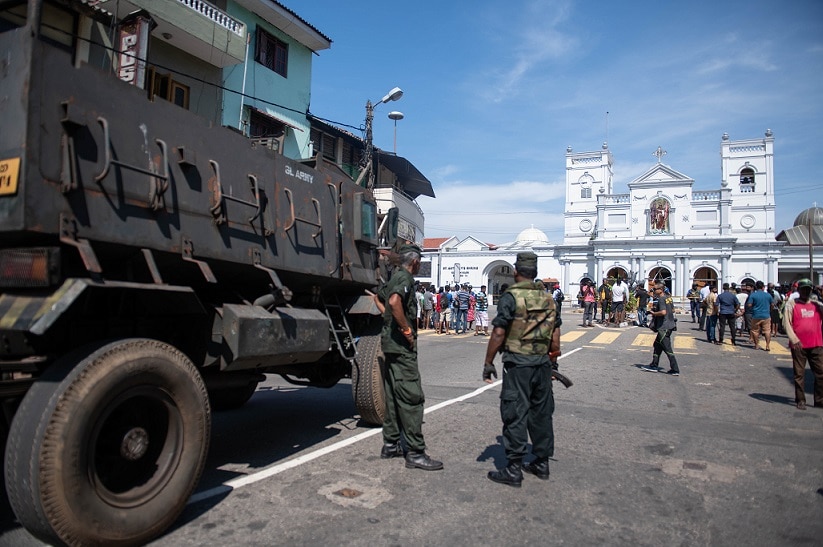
[223,1,331,159]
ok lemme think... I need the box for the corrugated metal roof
[776,225,823,246]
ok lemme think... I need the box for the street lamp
[388,111,404,153]
[358,87,403,189]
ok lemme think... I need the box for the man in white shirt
[611,278,628,326]
[735,286,749,336]
[698,283,711,331]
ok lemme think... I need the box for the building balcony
[103,0,246,67]
[373,187,425,244]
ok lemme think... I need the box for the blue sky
[291,0,823,244]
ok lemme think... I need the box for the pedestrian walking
[597,278,611,323]
[635,285,650,327]
[610,278,628,326]
[475,285,489,336]
[736,284,751,337]
[581,280,596,327]
[717,283,740,345]
[640,282,680,375]
[422,286,434,330]
[482,252,561,487]
[704,285,719,344]
[377,244,443,470]
[767,283,783,337]
[438,286,452,334]
[698,282,711,330]
[552,282,565,315]
[746,280,773,351]
[467,290,476,331]
[456,284,471,334]
[782,278,823,410]
[687,284,701,323]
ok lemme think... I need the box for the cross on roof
[653,146,667,163]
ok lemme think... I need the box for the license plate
[0,157,21,196]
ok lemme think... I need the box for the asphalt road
[2,308,822,546]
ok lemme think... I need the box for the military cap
[797,278,813,288]
[514,251,538,270]
[398,243,422,256]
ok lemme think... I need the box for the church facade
[418,130,816,303]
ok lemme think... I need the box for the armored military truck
[0,2,394,544]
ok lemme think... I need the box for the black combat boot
[405,451,444,471]
[380,442,403,459]
[487,460,523,487]
[523,458,550,480]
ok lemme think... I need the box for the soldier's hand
[483,362,497,383]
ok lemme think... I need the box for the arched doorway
[740,277,756,287]
[693,266,718,289]
[486,261,515,302]
[606,266,629,282]
[648,266,672,292]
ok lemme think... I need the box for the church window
[578,172,594,199]
[739,166,755,192]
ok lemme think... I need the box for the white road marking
[188,347,583,504]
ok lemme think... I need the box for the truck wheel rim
[88,386,183,508]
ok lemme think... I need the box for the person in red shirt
[782,278,823,410]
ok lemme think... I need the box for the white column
[721,255,730,285]
[674,257,682,298]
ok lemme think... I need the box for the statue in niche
[649,197,670,234]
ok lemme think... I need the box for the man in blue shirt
[746,280,773,351]
[716,283,740,345]
[455,284,471,334]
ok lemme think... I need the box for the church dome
[515,225,550,244]
[793,206,823,227]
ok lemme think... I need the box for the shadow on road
[1,378,368,544]
[749,392,794,406]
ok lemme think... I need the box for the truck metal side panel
[0,278,204,335]
[0,27,31,232]
[0,32,377,289]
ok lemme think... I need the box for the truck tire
[208,381,259,411]
[351,332,386,426]
[4,339,211,546]
[0,416,10,521]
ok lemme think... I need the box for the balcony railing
[177,0,244,36]
[602,194,629,204]
[693,191,720,201]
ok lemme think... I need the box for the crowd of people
[414,283,490,336]
[691,278,823,409]
[577,276,646,328]
[690,279,822,349]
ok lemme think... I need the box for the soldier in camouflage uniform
[483,252,561,487]
[378,244,443,471]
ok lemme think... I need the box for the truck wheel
[4,339,211,546]
[0,416,10,520]
[208,381,259,411]
[352,332,385,426]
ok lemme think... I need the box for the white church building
[418,130,820,302]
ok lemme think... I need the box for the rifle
[551,360,573,388]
